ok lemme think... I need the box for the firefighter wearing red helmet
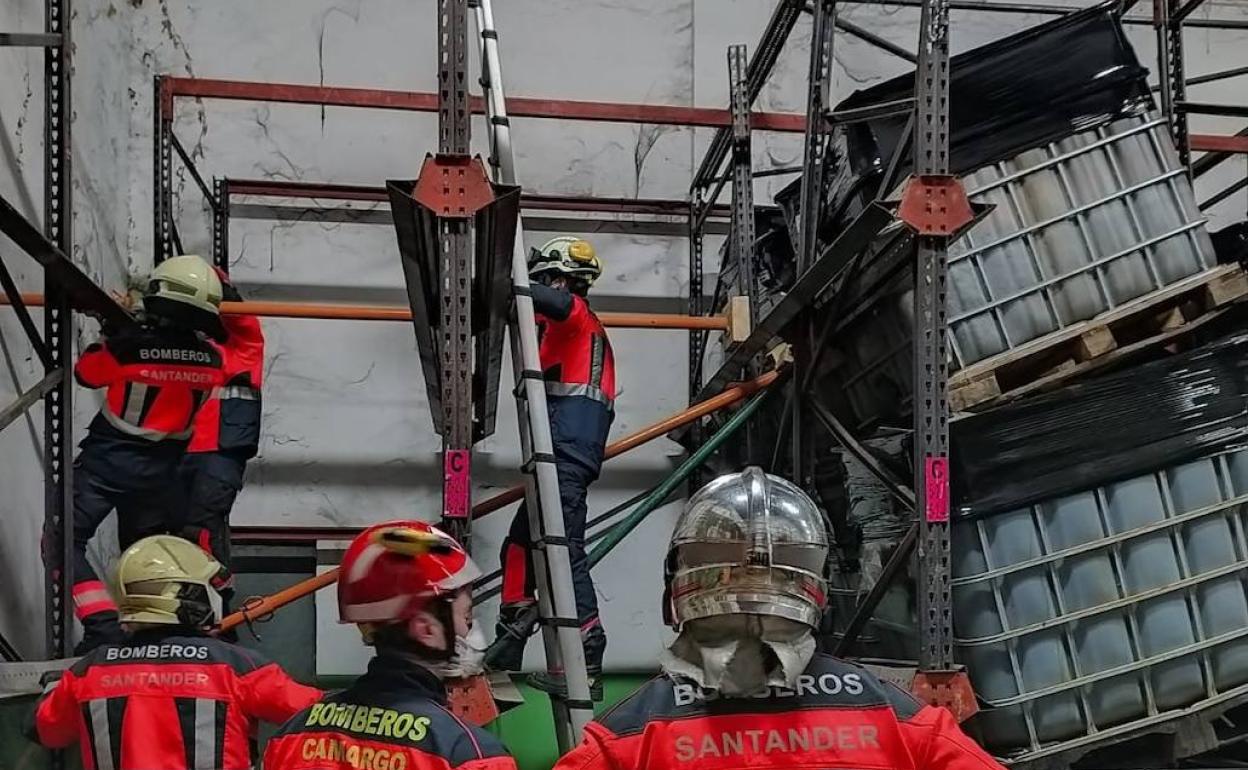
[264,521,518,770]
[553,468,1005,770]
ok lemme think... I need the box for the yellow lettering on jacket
[301,703,431,741]
[298,738,409,770]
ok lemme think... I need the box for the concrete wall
[1,0,1246,665]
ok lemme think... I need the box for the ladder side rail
[472,0,596,744]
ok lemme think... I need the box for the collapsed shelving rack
[1,0,1247,757]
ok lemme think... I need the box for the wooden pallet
[949,264,1248,412]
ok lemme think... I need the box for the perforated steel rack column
[43,0,75,666]
[471,0,595,746]
[212,178,230,271]
[686,191,707,480]
[154,76,175,263]
[436,0,475,548]
[1162,0,1191,169]
[687,191,705,401]
[898,0,971,693]
[727,45,758,331]
[792,0,836,483]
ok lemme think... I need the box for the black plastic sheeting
[838,1,1151,181]
[775,1,1152,258]
[952,333,1248,518]
[1213,222,1248,268]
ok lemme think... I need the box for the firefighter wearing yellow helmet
[64,255,227,654]
[493,237,616,699]
[32,536,321,769]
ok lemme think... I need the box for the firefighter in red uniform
[66,255,227,654]
[180,267,265,623]
[554,467,1006,770]
[494,237,615,699]
[264,521,517,770]
[30,534,322,770]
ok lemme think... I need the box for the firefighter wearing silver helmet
[554,467,1005,770]
[659,466,830,695]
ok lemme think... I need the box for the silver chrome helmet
[663,467,830,630]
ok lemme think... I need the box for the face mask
[427,624,488,680]
[659,614,816,697]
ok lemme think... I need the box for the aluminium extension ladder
[471,0,596,749]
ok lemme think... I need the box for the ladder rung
[521,453,557,473]
[513,370,542,399]
[536,534,570,547]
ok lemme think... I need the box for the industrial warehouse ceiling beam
[843,0,1248,29]
[160,76,806,132]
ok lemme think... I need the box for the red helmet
[337,520,480,625]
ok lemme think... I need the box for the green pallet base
[487,675,652,770]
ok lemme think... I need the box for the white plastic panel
[951,449,1248,755]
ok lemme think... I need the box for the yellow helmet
[115,535,224,626]
[146,255,223,316]
[528,237,603,285]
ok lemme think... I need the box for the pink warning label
[444,450,471,519]
[925,456,950,523]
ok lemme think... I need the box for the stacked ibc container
[787,3,1248,767]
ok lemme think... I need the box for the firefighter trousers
[67,441,187,643]
[178,451,246,609]
[498,457,605,670]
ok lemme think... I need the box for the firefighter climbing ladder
[470,0,596,748]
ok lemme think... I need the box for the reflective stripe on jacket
[31,630,322,770]
[75,325,224,443]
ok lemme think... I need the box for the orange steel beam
[4,294,729,331]
[1190,134,1248,154]
[161,76,806,133]
[217,368,781,631]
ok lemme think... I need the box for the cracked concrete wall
[1,0,1246,666]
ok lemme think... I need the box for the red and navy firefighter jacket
[530,284,615,474]
[264,654,517,770]
[30,629,322,770]
[553,653,1006,770]
[74,324,225,445]
[188,312,265,457]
